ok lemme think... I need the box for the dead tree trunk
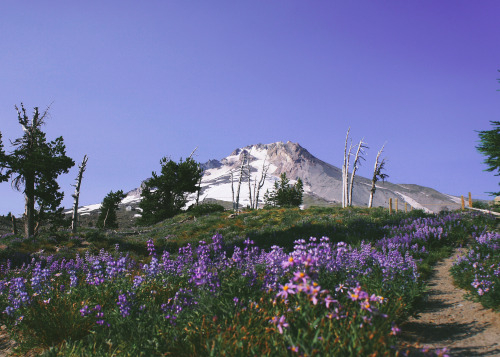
[253,159,269,209]
[348,139,367,206]
[342,128,350,208]
[102,208,110,229]
[231,172,235,210]
[368,144,387,208]
[234,152,247,211]
[71,155,88,233]
[247,159,253,209]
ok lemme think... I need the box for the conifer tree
[477,121,500,195]
[97,190,126,229]
[264,173,304,207]
[138,157,203,225]
[0,104,74,238]
[0,132,8,183]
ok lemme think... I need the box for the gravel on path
[400,248,500,356]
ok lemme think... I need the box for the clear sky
[1,1,499,216]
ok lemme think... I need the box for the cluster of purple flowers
[0,211,482,351]
[453,231,499,299]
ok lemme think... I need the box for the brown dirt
[400,249,500,356]
[0,326,15,357]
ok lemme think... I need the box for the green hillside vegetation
[0,206,497,356]
[1,206,421,264]
[2,206,489,286]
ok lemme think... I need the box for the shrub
[187,203,225,216]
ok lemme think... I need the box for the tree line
[3,93,500,240]
[0,103,299,239]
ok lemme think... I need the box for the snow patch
[77,204,101,214]
[394,192,433,213]
[444,194,462,204]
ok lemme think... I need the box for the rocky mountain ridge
[74,141,463,217]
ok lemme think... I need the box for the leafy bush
[187,203,225,216]
[472,200,490,210]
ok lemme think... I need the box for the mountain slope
[72,141,462,216]
[193,141,460,213]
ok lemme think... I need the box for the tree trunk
[348,139,366,206]
[195,176,202,206]
[345,143,353,207]
[71,155,88,233]
[24,175,35,239]
[11,215,17,235]
[247,159,253,209]
[342,128,350,208]
[231,172,235,210]
[254,160,269,209]
[102,208,110,229]
[235,152,246,211]
[368,144,385,208]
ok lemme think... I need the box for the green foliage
[477,120,500,195]
[450,229,500,311]
[263,173,304,208]
[187,203,225,216]
[138,157,203,225]
[472,200,489,210]
[0,132,9,182]
[0,104,74,238]
[97,190,126,229]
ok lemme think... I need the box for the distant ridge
[73,141,462,215]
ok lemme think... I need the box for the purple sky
[1,1,499,215]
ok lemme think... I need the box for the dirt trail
[0,326,15,357]
[0,249,498,356]
[400,248,500,356]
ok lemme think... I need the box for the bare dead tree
[348,139,368,206]
[342,128,352,208]
[234,151,247,211]
[71,155,88,233]
[187,146,204,206]
[368,143,388,208]
[253,158,269,209]
[102,207,110,229]
[247,158,253,209]
[188,146,198,159]
[231,171,235,210]
[342,127,351,208]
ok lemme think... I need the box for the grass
[0,207,497,356]
[2,206,422,264]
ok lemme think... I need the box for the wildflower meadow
[0,209,496,356]
[451,230,500,310]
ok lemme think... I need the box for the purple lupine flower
[117,293,131,317]
[147,239,156,257]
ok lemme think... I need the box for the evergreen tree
[138,157,203,225]
[0,132,8,183]
[0,104,74,238]
[97,190,126,229]
[477,120,500,195]
[264,173,304,207]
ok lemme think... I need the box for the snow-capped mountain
[126,141,460,213]
[73,141,463,215]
